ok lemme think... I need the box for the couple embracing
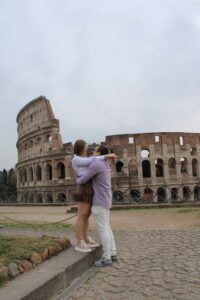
[72,140,117,267]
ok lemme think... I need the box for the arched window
[190,147,197,156]
[142,160,151,178]
[155,159,164,177]
[168,158,176,176]
[116,161,124,173]
[45,163,52,180]
[157,187,166,202]
[141,149,150,158]
[180,157,188,175]
[192,159,198,177]
[36,165,42,181]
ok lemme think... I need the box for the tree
[8,169,17,191]
[2,169,8,186]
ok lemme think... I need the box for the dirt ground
[0,206,200,231]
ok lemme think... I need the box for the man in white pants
[76,146,117,267]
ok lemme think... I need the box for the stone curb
[0,246,102,300]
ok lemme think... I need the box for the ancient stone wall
[16,97,200,204]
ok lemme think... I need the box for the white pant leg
[92,205,111,260]
[106,209,117,256]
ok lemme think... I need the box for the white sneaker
[85,236,100,248]
[74,240,92,253]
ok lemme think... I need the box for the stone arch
[18,169,22,183]
[183,186,191,201]
[116,161,124,173]
[142,160,151,178]
[22,168,27,183]
[113,190,124,202]
[36,194,43,203]
[21,193,25,203]
[157,187,166,202]
[45,163,52,180]
[46,193,54,203]
[36,165,42,181]
[171,188,178,201]
[57,193,66,203]
[29,193,34,203]
[168,158,176,176]
[130,189,140,202]
[155,158,164,177]
[24,193,29,203]
[143,188,153,202]
[141,148,150,158]
[192,159,198,177]
[29,140,33,148]
[180,157,188,175]
[28,166,33,182]
[128,159,138,177]
[194,185,200,201]
[56,162,65,179]
[190,147,197,156]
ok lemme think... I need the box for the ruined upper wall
[106,132,200,147]
[16,96,64,162]
[17,96,58,139]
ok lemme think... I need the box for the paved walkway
[64,229,200,300]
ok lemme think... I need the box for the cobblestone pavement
[65,229,200,300]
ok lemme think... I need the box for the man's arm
[76,162,100,184]
[72,155,105,168]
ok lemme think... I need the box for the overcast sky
[0,0,200,170]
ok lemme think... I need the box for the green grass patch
[0,235,58,266]
[176,208,200,214]
[0,220,71,231]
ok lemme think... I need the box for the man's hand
[105,153,118,160]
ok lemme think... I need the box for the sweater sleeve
[76,162,100,184]
[72,155,105,168]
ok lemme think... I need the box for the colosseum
[16,96,200,204]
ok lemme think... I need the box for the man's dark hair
[73,139,86,156]
[97,146,109,155]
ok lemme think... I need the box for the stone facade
[16,96,200,204]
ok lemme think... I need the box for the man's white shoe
[74,240,92,253]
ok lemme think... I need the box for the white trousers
[92,205,117,260]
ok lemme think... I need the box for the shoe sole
[74,247,92,253]
[94,263,112,267]
[86,244,100,248]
